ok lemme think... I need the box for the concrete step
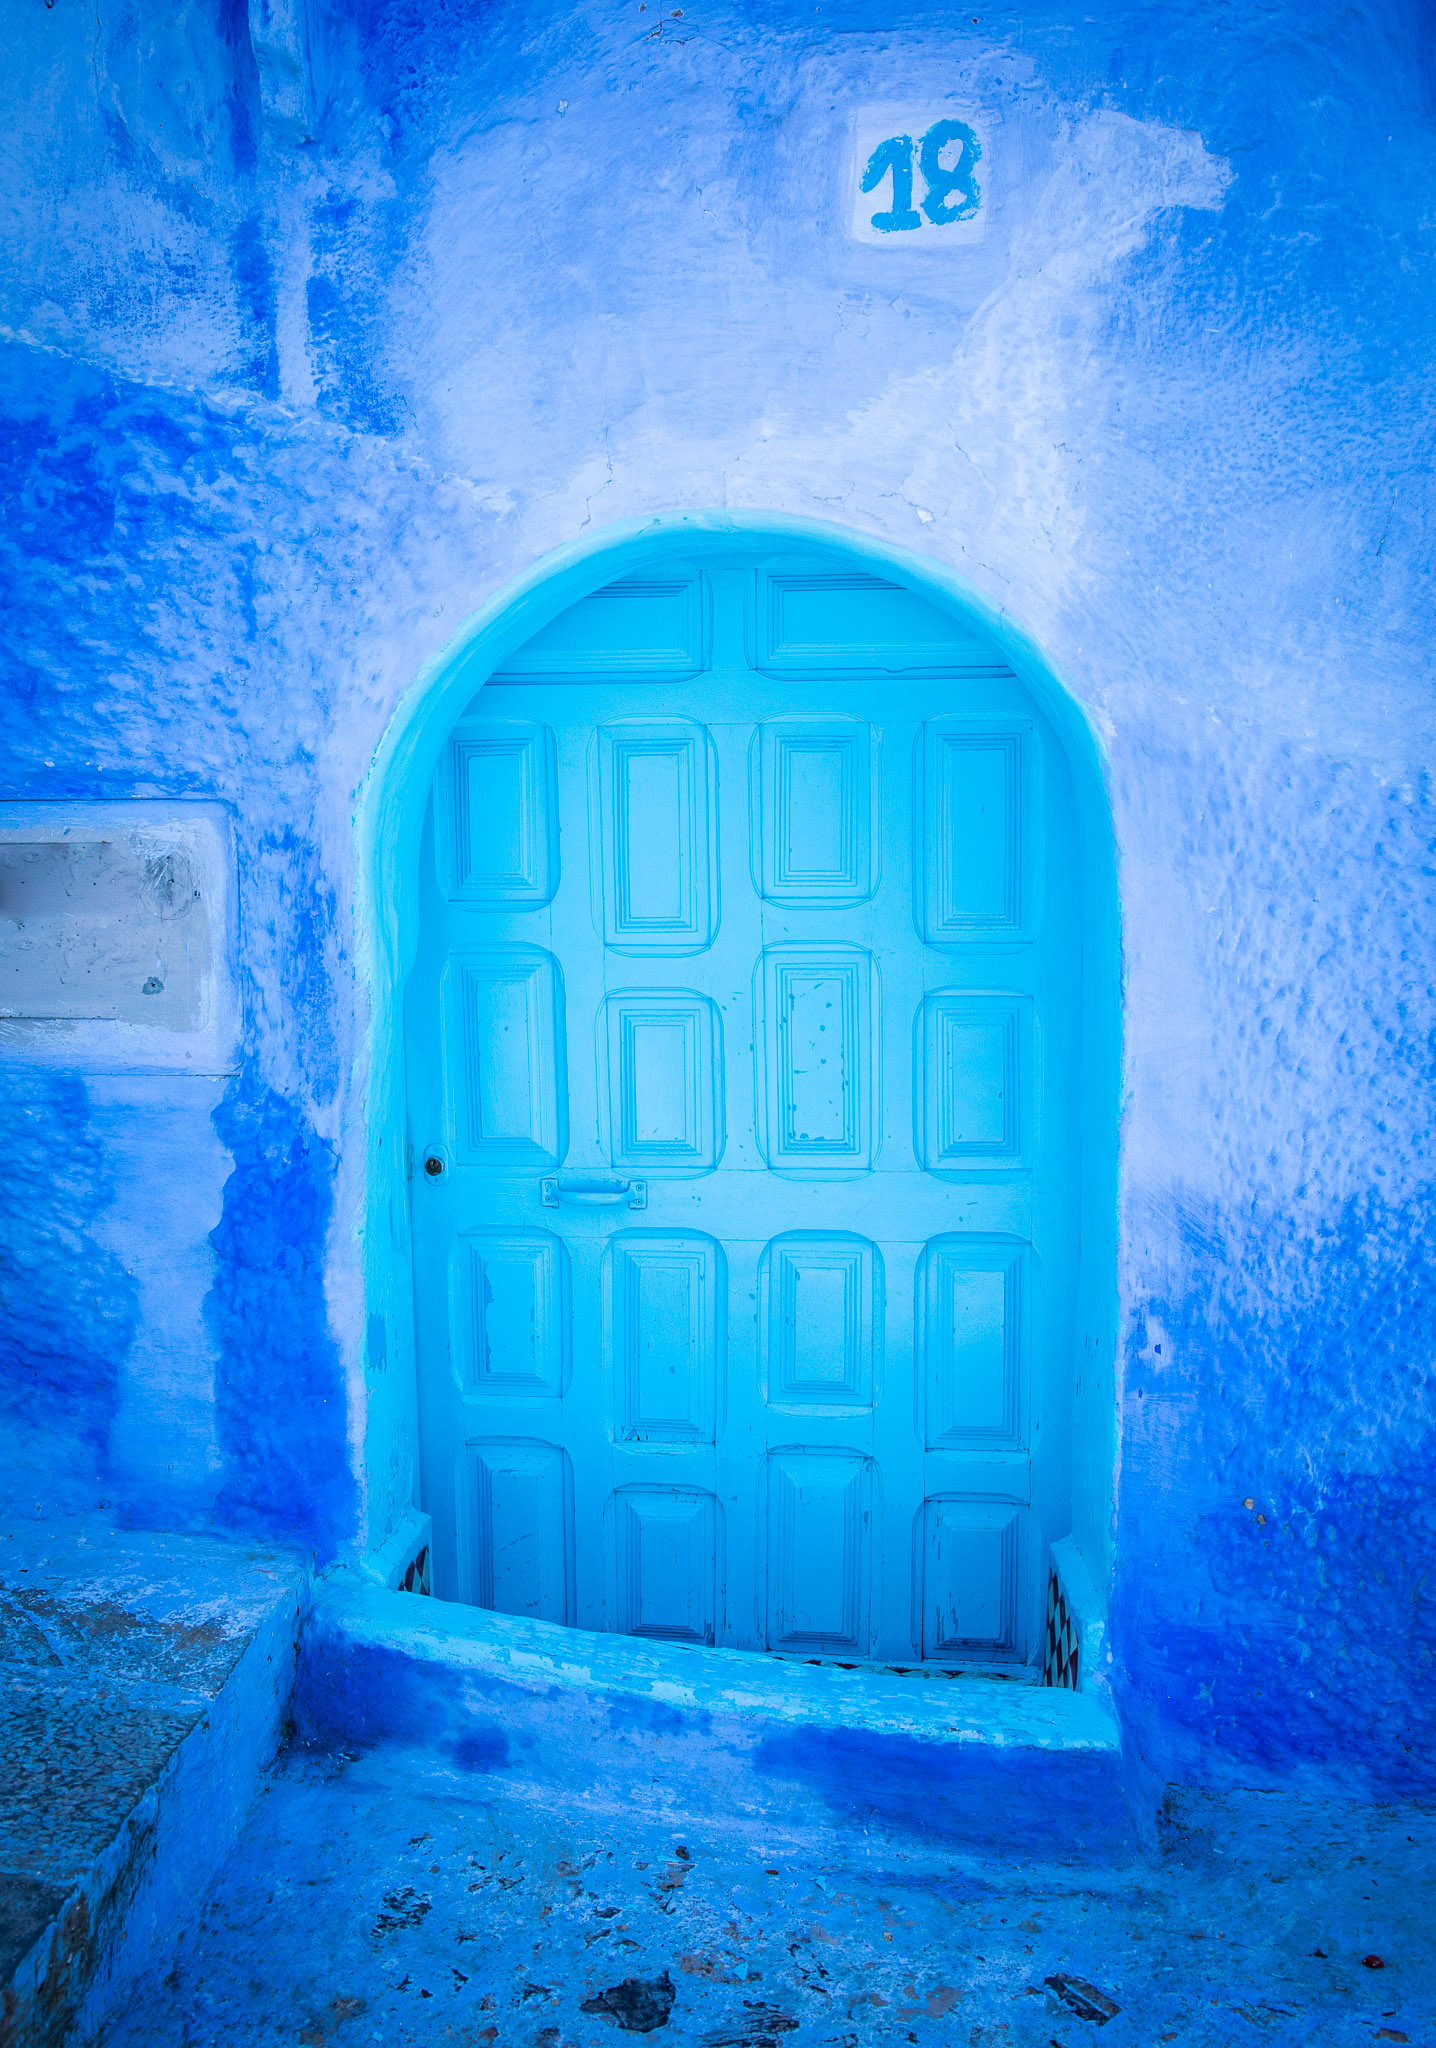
[0,1525,307,2048]
[295,1578,1134,1860]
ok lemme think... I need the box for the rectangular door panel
[492,575,709,681]
[613,1487,719,1644]
[754,571,997,675]
[757,947,874,1174]
[452,1229,570,1399]
[760,1232,880,1411]
[752,719,875,906]
[916,720,1039,943]
[919,1498,1022,1658]
[464,1440,574,1624]
[436,721,558,906]
[443,948,567,1167]
[917,990,1033,1174]
[765,1449,874,1654]
[606,1231,723,1445]
[594,721,716,953]
[600,990,722,1174]
[918,1237,1029,1451]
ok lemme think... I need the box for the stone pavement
[96,1741,1434,2048]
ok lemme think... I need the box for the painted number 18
[861,118,981,233]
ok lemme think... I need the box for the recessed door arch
[364,517,1118,1670]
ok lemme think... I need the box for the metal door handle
[541,1175,648,1211]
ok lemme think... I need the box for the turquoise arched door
[405,549,1082,1666]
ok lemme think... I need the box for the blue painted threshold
[294,1579,1133,1861]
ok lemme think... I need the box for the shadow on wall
[205,1073,354,1557]
[0,1071,137,1504]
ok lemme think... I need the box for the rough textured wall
[0,0,1431,1794]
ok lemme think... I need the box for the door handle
[541,1175,648,1211]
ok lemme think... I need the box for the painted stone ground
[97,1746,1433,2048]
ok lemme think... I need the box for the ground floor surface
[98,1743,1433,2048]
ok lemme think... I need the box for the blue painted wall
[0,1,1431,1798]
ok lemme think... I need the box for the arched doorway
[371,518,1117,1671]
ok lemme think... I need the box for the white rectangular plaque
[0,802,237,1073]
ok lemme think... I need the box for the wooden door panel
[755,946,876,1175]
[463,1439,574,1625]
[441,947,567,1168]
[452,1228,569,1399]
[751,717,877,906]
[435,719,559,907]
[605,1230,724,1448]
[593,720,717,954]
[758,1231,881,1413]
[598,989,723,1175]
[765,1449,876,1654]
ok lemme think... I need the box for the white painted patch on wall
[0,802,237,1074]
[93,1073,231,1507]
[849,107,988,246]
[715,110,1233,647]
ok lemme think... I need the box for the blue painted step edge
[296,1578,1134,1862]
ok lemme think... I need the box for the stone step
[0,1526,307,2048]
[295,1578,1134,1861]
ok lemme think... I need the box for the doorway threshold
[297,1575,1131,1860]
